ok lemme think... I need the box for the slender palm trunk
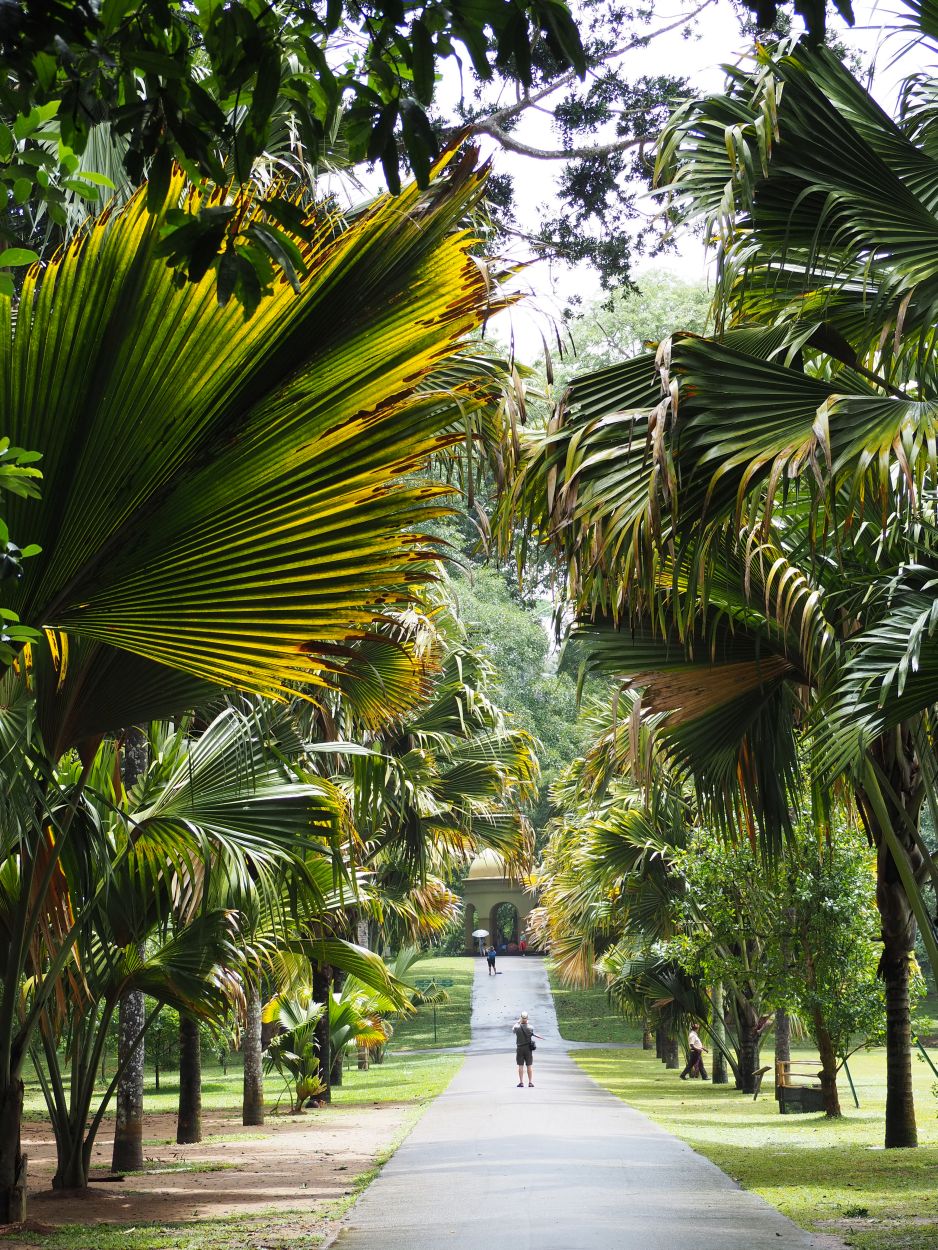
[111,985,145,1171]
[861,740,923,1148]
[111,730,149,1173]
[331,1043,344,1086]
[655,1026,664,1061]
[642,1022,654,1050]
[882,943,916,1146]
[774,1009,791,1066]
[0,1077,26,1222]
[711,982,728,1085]
[663,1031,679,1069]
[313,964,332,1103]
[736,1009,763,1095]
[177,1016,202,1144]
[242,986,265,1126]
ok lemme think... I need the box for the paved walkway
[335,958,837,1249]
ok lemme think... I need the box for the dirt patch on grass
[2,1102,414,1248]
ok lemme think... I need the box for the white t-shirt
[688,1030,703,1051]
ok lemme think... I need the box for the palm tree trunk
[313,964,331,1103]
[663,1031,679,1069]
[111,984,145,1171]
[176,1016,202,1144]
[111,730,148,1173]
[642,1022,654,1050]
[736,1015,762,1094]
[710,982,728,1084]
[882,942,916,1146]
[774,1009,791,1066]
[0,1076,26,1222]
[242,985,265,1126]
[655,1026,664,1061]
[331,1051,344,1085]
[861,742,923,1148]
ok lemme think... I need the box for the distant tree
[551,269,712,393]
[449,566,595,828]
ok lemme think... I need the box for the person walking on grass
[513,1011,542,1087]
[486,945,497,975]
[680,1022,708,1080]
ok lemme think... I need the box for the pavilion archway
[462,849,536,954]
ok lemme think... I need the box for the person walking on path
[486,945,497,975]
[680,1022,708,1080]
[519,934,528,956]
[513,1011,542,1087]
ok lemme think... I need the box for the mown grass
[574,1045,938,1250]
[547,962,642,1044]
[22,1049,460,1120]
[384,955,475,1050]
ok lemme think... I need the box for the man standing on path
[680,1022,708,1080]
[486,945,497,975]
[513,1011,542,1087]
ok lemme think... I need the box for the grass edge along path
[547,962,642,1045]
[386,955,475,1051]
[3,1052,463,1250]
[573,1047,938,1250]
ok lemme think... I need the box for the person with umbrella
[472,928,489,958]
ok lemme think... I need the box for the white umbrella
[471,928,489,938]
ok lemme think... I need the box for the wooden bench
[775,1060,826,1114]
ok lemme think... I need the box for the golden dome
[466,848,508,881]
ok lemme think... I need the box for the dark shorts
[516,1044,533,1065]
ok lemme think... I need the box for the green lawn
[574,1045,938,1250]
[22,1049,460,1121]
[547,962,643,1044]
[385,955,476,1050]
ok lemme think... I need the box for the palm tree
[0,146,518,1217]
[510,27,938,1142]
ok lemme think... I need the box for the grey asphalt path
[334,958,839,1249]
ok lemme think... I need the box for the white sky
[483,0,938,361]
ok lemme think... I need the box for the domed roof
[466,848,509,880]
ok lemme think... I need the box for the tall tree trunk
[663,1031,679,1069]
[111,982,146,1172]
[331,1048,344,1086]
[0,1076,26,1222]
[711,982,728,1085]
[736,1016,762,1094]
[242,985,265,1126]
[882,944,916,1146]
[53,1136,90,1191]
[655,1026,664,1061]
[774,1009,791,1066]
[642,1021,654,1050]
[177,1016,202,1144]
[312,964,332,1104]
[860,740,924,1149]
[111,728,149,1174]
[812,1008,841,1118]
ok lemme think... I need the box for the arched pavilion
[462,848,536,954]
